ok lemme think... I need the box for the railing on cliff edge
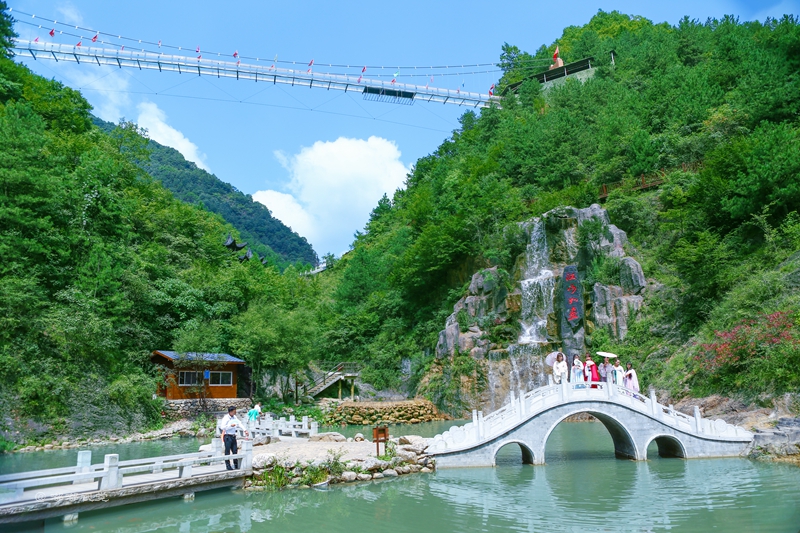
[598,162,703,200]
[307,362,361,396]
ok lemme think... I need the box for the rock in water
[341,471,357,482]
[309,432,346,442]
[382,468,399,477]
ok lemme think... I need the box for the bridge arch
[492,439,535,465]
[542,408,639,462]
[645,435,687,459]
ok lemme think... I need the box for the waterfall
[485,219,555,409]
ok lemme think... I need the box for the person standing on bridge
[571,356,584,385]
[599,357,612,383]
[584,354,600,388]
[247,402,262,431]
[553,353,568,384]
[220,406,248,470]
[624,363,640,393]
[611,359,625,385]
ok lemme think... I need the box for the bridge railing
[0,443,252,505]
[427,379,752,454]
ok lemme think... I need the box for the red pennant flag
[91,33,98,43]
[553,45,559,60]
[76,40,82,47]
[34,36,39,43]
[269,64,275,70]
[197,55,202,60]
[121,45,125,51]
[233,51,238,58]
[361,66,366,73]
[236,60,241,66]
[357,75,362,83]
[196,46,200,53]
[158,40,162,48]
[307,67,312,73]
[391,78,396,84]
[489,84,495,96]
[308,59,314,66]
[49,28,55,37]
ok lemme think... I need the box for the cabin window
[209,371,233,386]
[178,371,203,386]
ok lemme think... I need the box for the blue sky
[9,0,799,256]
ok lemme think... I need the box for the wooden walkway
[0,441,253,525]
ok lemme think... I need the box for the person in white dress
[611,359,626,386]
[624,363,640,392]
[552,353,568,384]
[571,356,584,385]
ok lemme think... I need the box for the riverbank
[246,433,434,490]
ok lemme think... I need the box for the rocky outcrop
[746,418,800,459]
[436,267,506,358]
[323,399,449,426]
[428,204,651,415]
[591,284,644,340]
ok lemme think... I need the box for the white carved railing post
[694,406,703,433]
[559,379,566,402]
[74,450,91,485]
[478,410,485,440]
[519,389,525,418]
[241,439,253,470]
[100,454,121,490]
[472,409,478,428]
[547,374,553,386]
[606,381,613,399]
[212,436,222,456]
[310,420,319,436]
[649,389,659,417]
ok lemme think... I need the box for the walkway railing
[220,414,319,440]
[0,443,252,505]
[428,379,751,454]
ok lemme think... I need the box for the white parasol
[596,351,619,358]
[545,351,563,366]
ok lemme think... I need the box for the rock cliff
[431,204,647,413]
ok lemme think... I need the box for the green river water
[4,421,800,532]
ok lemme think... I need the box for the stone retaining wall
[323,399,449,425]
[163,398,251,420]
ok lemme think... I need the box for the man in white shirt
[219,406,248,470]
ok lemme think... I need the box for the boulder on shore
[309,432,346,442]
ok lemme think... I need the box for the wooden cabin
[151,350,246,400]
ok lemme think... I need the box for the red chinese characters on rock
[565,272,577,281]
[568,307,579,321]
[567,284,578,294]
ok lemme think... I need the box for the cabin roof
[152,350,245,364]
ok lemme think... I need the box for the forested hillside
[92,117,318,267]
[0,4,330,445]
[310,11,800,405]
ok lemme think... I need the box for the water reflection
[18,422,800,533]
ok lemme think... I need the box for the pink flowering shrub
[694,311,800,396]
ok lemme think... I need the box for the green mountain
[92,116,318,267]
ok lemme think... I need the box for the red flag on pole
[197,55,202,60]
[91,33,98,43]
[361,66,366,73]
[489,84,495,96]
[34,36,39,43]
[308,59,314,66]
[76,40,82,47]
[553,45,559,60]
[196,46,200,53]
[49,28,55,37]
[121,45,125,51]
[233,51,238,58]
[357,75,362,83]
[158,40,162,48]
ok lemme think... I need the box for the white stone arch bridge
[428,382,753,468]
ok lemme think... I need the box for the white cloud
[70,69,131,123]
[136,102,211,172]
[56,3,84,26]
[254,136,409,255]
